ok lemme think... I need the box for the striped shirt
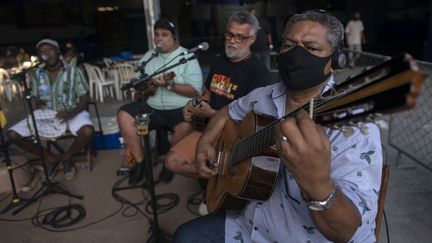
[30,64,89,111]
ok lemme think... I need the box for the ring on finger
[279,135,288,142]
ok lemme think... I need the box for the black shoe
[129,162,145,185]
[159,166,174,183]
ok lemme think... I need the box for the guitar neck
[229,54,426,166]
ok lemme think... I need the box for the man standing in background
[345,11,366,67]
[250,7,273,70]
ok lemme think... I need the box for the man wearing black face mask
[174,10,382,243]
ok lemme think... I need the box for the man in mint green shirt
[117,18,203,185]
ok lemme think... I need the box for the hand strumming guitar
[56,110,72,122]
[182,101,194,122]
[151,72,176,88]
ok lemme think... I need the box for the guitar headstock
[313,54,427,128]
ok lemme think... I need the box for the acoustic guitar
[206,54,427,213]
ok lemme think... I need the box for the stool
[46,101,103,171]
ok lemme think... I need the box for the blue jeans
[173,213,226,243]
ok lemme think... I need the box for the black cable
[381,144,390,243]
[0,192,12,201]
[383,209,390,243]
[111,175,180,217]
[111,175,151,219]
[32,204,86,228]
[186,189,204,216]
[144,193,179,215]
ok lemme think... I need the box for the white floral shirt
[226,81,383,243]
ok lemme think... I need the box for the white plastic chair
[83,63,116,102]
[0,68,21,102]
[113,63,135,100]
[102,58,114,68]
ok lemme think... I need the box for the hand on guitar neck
[133,71,176,100]
[183,95,215,131]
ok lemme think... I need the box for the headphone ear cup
[331,50,347,69]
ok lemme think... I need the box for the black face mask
[277,46,331,91]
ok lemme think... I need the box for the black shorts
[119,101,184,131]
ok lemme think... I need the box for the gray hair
[283,10,344,51]
[228,11,260,36]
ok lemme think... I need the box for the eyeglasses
[224,32,252,43]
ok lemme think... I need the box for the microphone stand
[135,49,160,73]
[9,63,83,216]
[122,55,197,92]
[121,55,199,242]
[0,122,29,214]
[136,113,170,243]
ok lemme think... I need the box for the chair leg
[98,83,104,102]
[89,82,94,99]
[86,146,93,172]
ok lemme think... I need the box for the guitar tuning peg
[360,124,369,135]
[375,119,389,130]
[343,127,355,137]
[331,124,342,131]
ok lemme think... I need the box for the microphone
[40,54,49,62]
[182,42,209,55]
[135,43,164,72]
[152,43,163,57]
[36,54,48,68]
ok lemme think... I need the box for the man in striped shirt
[8,39,94,181]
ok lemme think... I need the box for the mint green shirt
[137,46,203,110]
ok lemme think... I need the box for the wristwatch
[166,81,175,91]
[306,186,337,211]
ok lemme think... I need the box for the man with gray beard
[163,11,271,184]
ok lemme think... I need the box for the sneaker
[63,160,76,181]
[198,199,208,216]
[128,161,146,185]
[159,166,174,183]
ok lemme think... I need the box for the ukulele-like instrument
[206,54,427,213]
[191,96,210,132]
[133,71,176,101]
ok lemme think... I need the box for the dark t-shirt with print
[205,54,271,110]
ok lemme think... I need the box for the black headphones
[331,21,347,69]
[311,10,347,69]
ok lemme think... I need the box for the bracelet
[167,81,175,91]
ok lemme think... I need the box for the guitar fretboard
[228,54,423,167]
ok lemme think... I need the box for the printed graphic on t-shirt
[209,73,238,100]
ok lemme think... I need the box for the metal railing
[337,50,432,171]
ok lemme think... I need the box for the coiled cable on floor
[186,189,204,216]
[32,204,86,228]
[111,176,179,217]
[145,192,179,214]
